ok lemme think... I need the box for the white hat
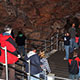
[4,25,12,31]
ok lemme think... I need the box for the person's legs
[30,73,40,80]
[73,38,77,49]
[75,43,79,49]
[70,38,73,49]
[22,46,25,56]
[64,46,69,60]
[79,66,80,78]
[18,46,25,56]
[75,74,79,80]
[69,74,75,80]
[18,46,22,55]
[70,38,74,53]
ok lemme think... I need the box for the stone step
[48,50,69,78]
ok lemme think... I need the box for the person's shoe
[74,48,77,50]
[64,57,67,60]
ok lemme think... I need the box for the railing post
[56,33,58,50]
[51,37,53,50]
[27,60,31,80]
[22,65,24,80]
[26,39,27,53]
[4,46,8,80]
[44,69,47,80]
[44,40,47,52]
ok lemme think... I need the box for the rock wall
[0,0,80,39]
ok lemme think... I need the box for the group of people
[24,48,51,80]
[0,24,51,80]
[1,22,80,80]
[63,23,80,80]
[64,23,80,60]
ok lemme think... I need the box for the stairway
[48,50,69,78]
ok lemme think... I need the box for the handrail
[15,62,24,66]
[26,32,65,53]
[0,32,65,80]
[27,38,50,43]
[19,57,41,70]
[9,63,43,80]
[54,76,72,80]
[0,57,44,80]
[26,32,59,53]
[0,46,8,80]
[0,46,44,80]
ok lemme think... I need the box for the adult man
[0,25,19,80]
[64,32,70,60]
[24,48,41,80]
[68,23,76,52]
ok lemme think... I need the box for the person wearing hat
[39,51,51,80]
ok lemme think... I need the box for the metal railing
[0,32,66,80]
[26,32,65,55]
[0,46,8,80]
[26,32,59,53]
[0,45,72,80]
[0,46,44,80]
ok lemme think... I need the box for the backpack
[68,58,79,74]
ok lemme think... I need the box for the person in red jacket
[0,25,20,80]
[75,34,79,49]
[68,49,80,80]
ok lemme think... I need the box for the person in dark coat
[68,50,79,80]
[64,32,70,60]
[16,30,26,56]
[68,23,76,52]
[24,48,41,80]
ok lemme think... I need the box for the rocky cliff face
[0,0,80,39]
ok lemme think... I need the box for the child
[39,51,51,80]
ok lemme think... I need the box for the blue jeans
[28,73,40,80]
[69,74,79,80]
[78,66,80,77]
[75,43,79,48]
[40,71,47,80]
[70,38,77,52]
[64,45,69,59]
[18,46,25,56]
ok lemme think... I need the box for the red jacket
[75,37,79,43]
[0,34,19,64]
[68,57,80,68]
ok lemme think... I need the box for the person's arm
[6,37,18,56]
[24,55,29,65]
